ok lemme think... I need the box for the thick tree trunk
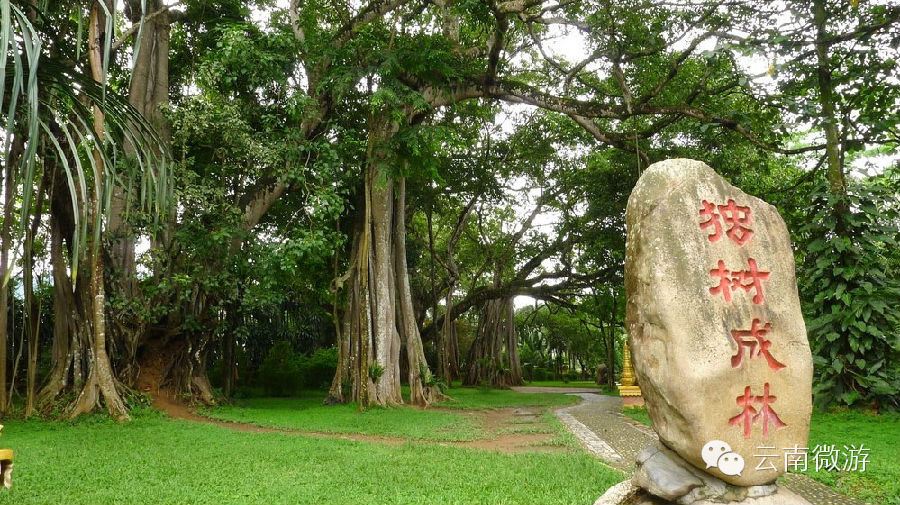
[68,256,129,419]
[106,0,173,392]
[330,121,442,407]
[68,3,130,420]
[463,297,523,387]
[368,161,403,406]
[135,263,217,406]
[111,0,171,293]
[136,331,216,405]
[333,144,405,407]
[126,0,171,139]
[394,179,444,406]
[505,299,523,385]
[36,217,82,410]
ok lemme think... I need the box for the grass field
[0,388,622,505]
[436,387,582,409]
[521,380,600,388]
[204,396,485,441]
[521,381,619,396]
[204,388,580,441]
[803,410,900,505]
[622,406,900,505]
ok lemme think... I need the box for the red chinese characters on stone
[699,199,754,246]
[709,258,771,304]
[729,383,787,439]
[730,319,786,371]
[700,199,787,437]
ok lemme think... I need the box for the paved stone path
[556,403,624,464]
[551,392,867,505]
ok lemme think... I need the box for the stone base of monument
[0,449,12,489]
[593,443,811,505]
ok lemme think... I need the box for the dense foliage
[798,170,900,409]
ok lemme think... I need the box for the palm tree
[0,0,170,418]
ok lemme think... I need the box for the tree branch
[113,4,182,52]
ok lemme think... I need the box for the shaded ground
[154,392,569,453]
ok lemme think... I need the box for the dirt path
[152,393,566,453]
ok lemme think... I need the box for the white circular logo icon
[701,440,745,476]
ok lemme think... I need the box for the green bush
[565,371,581,383]
[258,341,303,396]
[797,172,900,409]
[529,367,550,381]
[257,343,339,396]
[298,347,339,389]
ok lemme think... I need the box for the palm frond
[1,0,171,286]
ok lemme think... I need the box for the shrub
[257,343,339,395]
[797,172,900,410]
[298,347,338,389]
[258,341,303,396]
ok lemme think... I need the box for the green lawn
[206,387,584,454]
[0,407,621,505]
[204,388,578,442]
[522,380,600,388]
[620,405,652,426]
[0,387,621,504]
[521,381,619,396]
[205,395,484,441]
[435,386,581,410]
[621,406,900,505]
[803,410,900,505]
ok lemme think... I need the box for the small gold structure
[0,425,12,489]
[617,340,643,397]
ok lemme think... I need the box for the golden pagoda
[617,340,643,397]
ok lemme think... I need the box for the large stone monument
[597,159,813,504]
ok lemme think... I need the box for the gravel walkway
[555,393,867,505]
